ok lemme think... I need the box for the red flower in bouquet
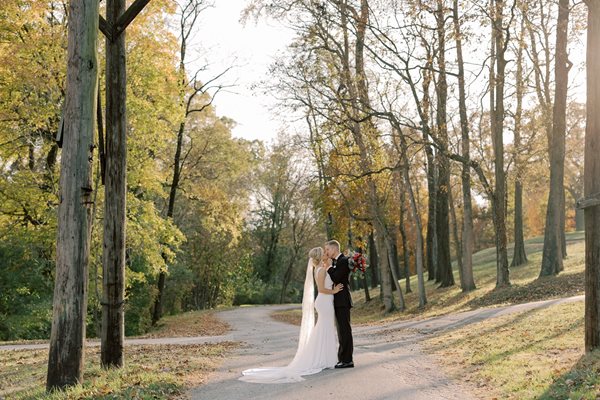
[349,252,367,274]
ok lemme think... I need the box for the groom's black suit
[328,254,353,364]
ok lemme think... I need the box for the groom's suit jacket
[328,254,353,308]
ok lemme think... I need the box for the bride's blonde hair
[308,247,323,267]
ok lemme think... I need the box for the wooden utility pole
[100,0,150,368]
[583,0,600,352]
[46,0,99,390]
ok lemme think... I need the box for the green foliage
[0,226,55,340]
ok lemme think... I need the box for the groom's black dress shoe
[335,361,354,369]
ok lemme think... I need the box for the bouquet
[348,252,367,274]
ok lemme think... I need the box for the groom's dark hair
[326,240,340,251]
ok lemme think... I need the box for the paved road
[188,305,475,400]
[0,333,231,352]
[188,295,583,400]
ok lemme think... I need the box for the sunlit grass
[0,342,238,399]
[350,231,585,324]
[272,231,585,326]
[422,300,596,399]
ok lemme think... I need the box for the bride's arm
[316,268,343,295]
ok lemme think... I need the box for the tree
[434,0,454,288]
[452,0,476,290]
[583,0,600,352]
[511,13,528,268]
[540,0,570,277]
[46,0,98,390]
[489,0,511,288]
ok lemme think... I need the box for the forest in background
[0,0,589,341]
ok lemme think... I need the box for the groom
[325,240,354,368]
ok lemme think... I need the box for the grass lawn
[0,309,234,399]
[271,231,585,326]
[140,308,230,338]
[0,342,238,399]
[422,300,598,399]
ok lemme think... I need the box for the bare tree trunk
[46,0,98,390]
[452,0,476,291]
[338,0,395,312]
[398,135,427,307]
[426,162,437,282]
[280,255,295,303]
[399,184,412,293]
[387,242,406,311]
[368,231,379,289]
[102,0,127,368]
[512,16,529,268]
[419,48,437,282]
[434,0,454,288]
[389,229,401,289]
[561,190,567,260]
[152,120,184,324]
[540,0,569,277]
[490,0,511,288]
[448,184,463,284]
[584,0,600,352]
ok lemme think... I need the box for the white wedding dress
[239,264,338,383]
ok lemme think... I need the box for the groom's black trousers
[335,306,353,363]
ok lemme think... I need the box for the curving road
[1,295,583,399]
[188,295,583,400]
[189,305,477,400]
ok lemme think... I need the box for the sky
[185,1,588,145]
[188,1,294,143]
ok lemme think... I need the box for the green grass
[350,231,585,324]
[0,342,238,399]
[272,231,586,326]
[423,300,597,399]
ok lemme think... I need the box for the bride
[239,247,343,383]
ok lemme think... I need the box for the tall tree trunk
[102,0,127,368]
[560,183,567,262]
[46,0,98,390]
[448,184,463,284]
[389,229,401,290]
[152,121,184,324]
[399,184,412,293]
[540,0,569,277]
[369,231,379,289]
[338,0,395,312]
[435,0,454,288]
[584,0,600,352]
[418,45,437,282]
[512,16,529,267]
[426,162,437,282]
[452,0,476,291]
[490,0,510,288]
[398,135,427,307]
[576,206,585,231]
[387,240,406,312]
